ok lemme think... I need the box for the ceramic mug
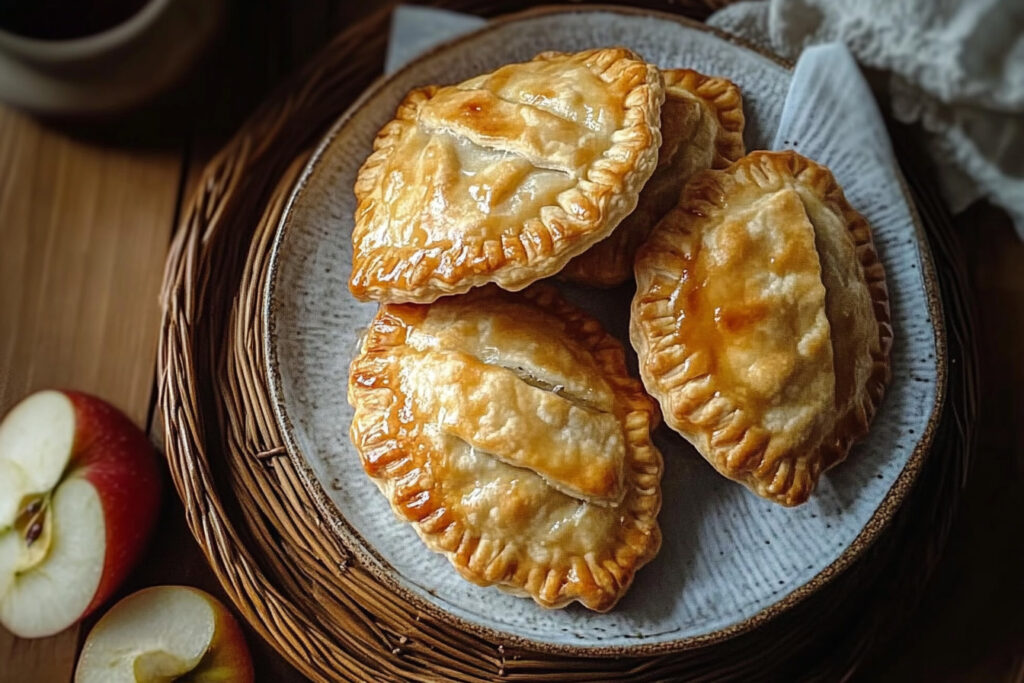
[0,0,224,114]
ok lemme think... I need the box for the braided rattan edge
[158,3,978,680]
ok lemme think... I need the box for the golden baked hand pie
[350,48,664,303]
[561,68,745,287]
[630,151,891,506]
[348,285,662,611]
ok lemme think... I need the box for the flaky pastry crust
[630,151,892,506]
[561,69,745,286]
[349,285,663,611]
[350,48,664,303]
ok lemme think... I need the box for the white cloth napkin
[387,2,1024,236]
[386,6,485,74]
[708,0,1024,237]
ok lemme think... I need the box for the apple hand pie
[350,48,664,303]
[348,285,662,611]
[631,151,892,506]
[562,68,745,287]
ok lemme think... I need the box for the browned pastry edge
[663,68,746,168]
[631,150,892,506]
[349,48,664,303]
[348,284,663,611]
[560,68,746,287]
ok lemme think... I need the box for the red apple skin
[75,586,255,683]
[204,589,255,683]
[61,390,162,620]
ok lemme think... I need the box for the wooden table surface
[1,3,1022,682]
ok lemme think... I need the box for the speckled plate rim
[263,4,947,657]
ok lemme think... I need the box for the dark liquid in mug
[0,0,150,40]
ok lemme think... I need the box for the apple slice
[0,390,161,638]
[75,585,254,683]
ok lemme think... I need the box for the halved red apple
[0,390,161,638]
[75,585,254,683]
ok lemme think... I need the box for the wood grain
[0,107,182,420]
[0,4,331,680]
[0,628,78,683]
[864,205,1024,682]
[0,2,1020,681]
[0,105,183,683]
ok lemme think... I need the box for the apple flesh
[0,390,161,638]
[75,585,254,683]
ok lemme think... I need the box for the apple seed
[12,495,52,571]
[24,521,42,546]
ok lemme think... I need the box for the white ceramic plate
[265,7,944,655]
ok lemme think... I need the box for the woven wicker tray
[157,2,978,680]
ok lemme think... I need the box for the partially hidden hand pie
[561,68,745,286]
[630,151,892,506]
[348,285,663,611]
[349,48,664,303]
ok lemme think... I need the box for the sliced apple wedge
[0,390,161,638]
[75,585,254,683]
